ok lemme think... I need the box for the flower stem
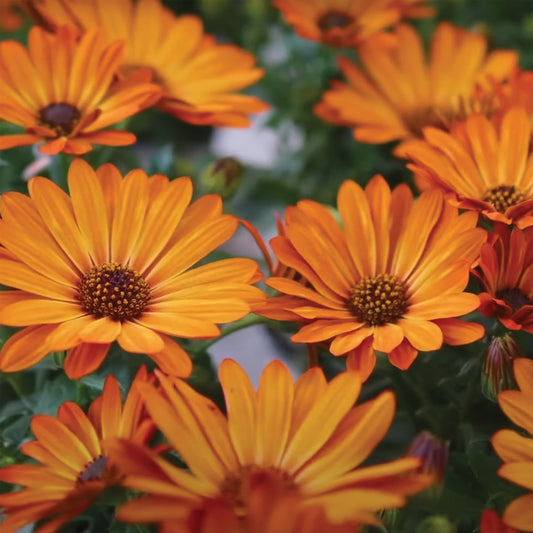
[306,343,319,368]
[192,314,272,352]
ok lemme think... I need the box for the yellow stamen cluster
[348,273,408,326]
[39,102,81,136]
[483,185,526,213]
[78,262,151,321]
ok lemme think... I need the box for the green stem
[392,368,441,435]
[460,347,484,423]
[49,152,72,190]
[193,314,271,352]
[3,373,25,398]
[2,373,33,409]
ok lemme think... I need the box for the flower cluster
[0,0,532,532]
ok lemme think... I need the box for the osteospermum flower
[314,23,517,155]
[0,368,154,533]
[473,224,533,333]
[261,175,486,379]
[0,158,264,379]
[492,358,533,531]
[0,25,161,155]
[273,0,432,48]
[480,510,520,533]
[406,108,533,228]
[27,0,268,127]
[109,359,431,528]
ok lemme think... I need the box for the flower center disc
[496,287,530,312]
[348,273,408,326]
[78,455,108,483]
[482,185,526,213]
[39,103,81,136]
[220,467,295,511]
[79,262,151,321]
[317,11,353,31]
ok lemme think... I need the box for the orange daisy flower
[260,175,486,379]
[492,358,533,531]
[480,510,520,533]
[0,368,154,533]
[405,108,533,228]
[160,470,358,533]
[474,224,533,333]
[273,0,430,48]
[27,0,268,127]
[0,25,161,155]
[109,359,431,528]
[0,158,264,379]
[314,23,517,155]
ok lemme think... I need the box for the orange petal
[63,342,111,379]
[219,359,257,465]
[387,339,418,369]
[117,321,165,354]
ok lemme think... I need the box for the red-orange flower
[260,175,485,380]
[480,510,520,533]
[0,25,161,155]
[27,0,268,127]
[492,358,533,531]
[405,108,533,228]
[109,359,431,529]
[0,158,264,379]
[314,23,517,155]
[474,224,533,333]
[273,0,432,48]
[0,368,154,533]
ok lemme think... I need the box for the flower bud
[481,334,521,402]
[200,157,243,199]
[416,516,456,533]
[406,431,449,489]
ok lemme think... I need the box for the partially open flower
[474,224,533,333]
